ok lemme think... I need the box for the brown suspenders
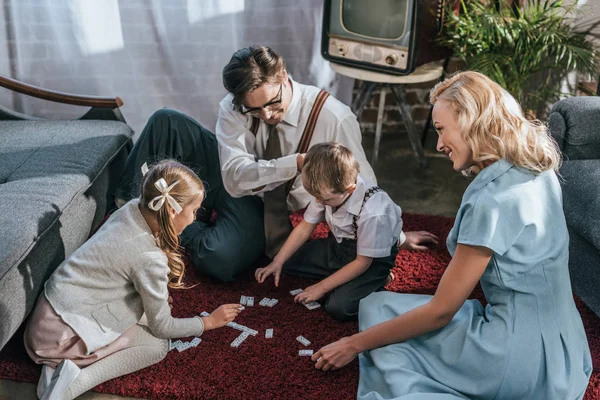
[250,89,330,196]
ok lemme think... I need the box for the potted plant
[439,0,600,118]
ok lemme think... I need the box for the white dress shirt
[216,77,376,212]
[303,175,405,258]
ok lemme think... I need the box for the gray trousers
[114,109,265,282]
[283,232,397,321]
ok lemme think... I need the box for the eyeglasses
[240,84,283,116]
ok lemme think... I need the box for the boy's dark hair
[222,45,287,109]
[302,142,360,196]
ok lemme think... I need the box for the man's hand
[202,304,241,330]
[400,231,439,251]
[296,153,306,172]
[294,283,327,304]
[255,261,284,286]
[312,336,358,371]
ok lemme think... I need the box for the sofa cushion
[560,159,600,249]
[549,97,600,160]
[0,120,133,279]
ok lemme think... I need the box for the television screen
[322,0,452,75]
[342,0,408,40]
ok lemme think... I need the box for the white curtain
[0,0,353,137]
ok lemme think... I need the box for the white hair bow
[148,178,182,214]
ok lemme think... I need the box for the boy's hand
[296,153,306,171]
[400,231,439,251]
[255,261,284,286]
[295,283,327,304]
[202,304,241,330]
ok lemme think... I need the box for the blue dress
[357,159,592,400]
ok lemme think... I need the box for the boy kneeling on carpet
[24,160,242,400]
[255,142,438,320]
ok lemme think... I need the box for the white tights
[62,325,168,400]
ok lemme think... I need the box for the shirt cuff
[303,213,323,224]
[398,231,407,247]
[275,154,299,180]
[195,315,205,336]
[357,247,392,258]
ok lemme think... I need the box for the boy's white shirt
[303,175,406,258]
[216,77,376,212]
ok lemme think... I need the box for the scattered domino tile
[266,298,279,307]
[290,288,303,295]
[240,295,248,306]
[231,331,250,348]
[227,321,258,336]
[169,340,182,351]
[265,328,273,339]
[259,297,271,306]
[246,297,254,307]
[304,301,321,310]
[296,335,311,346]
[238,306,245,311]
[200,311,210,317]
[299,349,314,356]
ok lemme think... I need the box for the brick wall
[355,58,464,136]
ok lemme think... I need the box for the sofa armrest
[549,97,600,160]
[560,159,600,248]
[0,75,125,122]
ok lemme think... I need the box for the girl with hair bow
[24,160,242,400]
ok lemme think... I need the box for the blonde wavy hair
[302,142,360,196]
[430,71,561,175]
[140,160,204,289]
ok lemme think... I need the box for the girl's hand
[312,337,357,371]
[294,283,326,304]
[168,296,173,310]
[202,304,241,330]
[255,261,284,286]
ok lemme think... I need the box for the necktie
[262,124,294,258]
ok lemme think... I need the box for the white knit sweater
[44,199,204,354]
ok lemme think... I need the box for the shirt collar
[341,175,368,217]
[464,158,514,197]
[282,76,300,128]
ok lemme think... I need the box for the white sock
[36,364,54,399]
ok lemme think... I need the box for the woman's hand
[312,337,358,371]
[294,283,327,304]
[400,231,439,250]
[202,304,241,330]
[255,261,284,286]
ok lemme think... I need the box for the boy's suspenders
[250,89,330,196]
[352,186,382,240]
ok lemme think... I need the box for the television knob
[385,54,398,65]
[338,44,348,56]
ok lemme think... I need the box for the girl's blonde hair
[140,160,204,289]
[430,71,561,175]
[302,142,360,196]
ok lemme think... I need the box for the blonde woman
[25,160,241,400]
[312,71,592,399]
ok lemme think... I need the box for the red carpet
[0,213,599,399]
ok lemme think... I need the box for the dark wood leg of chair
[390,84,427,168]
[352,81,377,120]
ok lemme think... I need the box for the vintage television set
[321,0,454,76]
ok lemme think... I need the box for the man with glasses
[217,45,376,261]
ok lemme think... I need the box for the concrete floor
[0,128,470,400]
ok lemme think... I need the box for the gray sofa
[548,96,600,317]
[0,76,133,350]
